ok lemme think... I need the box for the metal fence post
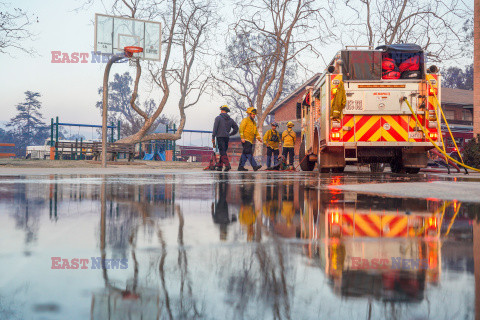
[55,117,59,160]
[173,124,177,161]
[117,120,121,141]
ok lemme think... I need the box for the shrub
[463,136,480,169]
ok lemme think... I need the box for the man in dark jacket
[212,105,239,171]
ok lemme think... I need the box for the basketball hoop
[124,46,143,66]
[124,46,143,57]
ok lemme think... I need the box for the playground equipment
[48,117,121,160]
[137,126,214,162]
[95,13,162,168]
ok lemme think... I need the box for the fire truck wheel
[369,163,385,173]
[390,158,405,173]
[299,139,316,171]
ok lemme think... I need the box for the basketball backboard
[94,13,161,61]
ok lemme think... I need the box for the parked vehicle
[299,44,442,173]
[26,139,98,160]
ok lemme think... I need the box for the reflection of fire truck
[299,44,442,173]
[299,189,441,301]
[326,195,440,300]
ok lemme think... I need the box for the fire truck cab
[299,44,442,173]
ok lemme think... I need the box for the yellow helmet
[287,121,294,128]
[247,107,257,115]
[220,105,230,112]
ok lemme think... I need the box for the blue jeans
[239,141,258,167]
[266,147,279,167]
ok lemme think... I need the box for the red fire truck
[299,44,442,173]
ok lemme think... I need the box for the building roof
[441,87,473,106]
[269,73,322,115]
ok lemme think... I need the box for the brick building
[226,73,321,167]
[268,73,321,159]
[441,87,474,126]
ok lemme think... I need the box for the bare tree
[96,72,177,138]
[336,0,471,62]
[0,2,38,55]
[216,32,298,123]
[217,0,331,154]
[109,0,215,144]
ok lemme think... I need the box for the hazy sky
[0,0,472,136]
[0,0,255,133]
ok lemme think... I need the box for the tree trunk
[255,125,264,164]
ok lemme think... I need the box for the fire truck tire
[390,158,405,174]
[370,163,385,173]
[299,139,316,171]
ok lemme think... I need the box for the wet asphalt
[0,171,479,320]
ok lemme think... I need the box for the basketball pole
[102,54,124,168]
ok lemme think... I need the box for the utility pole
[474,0,480,137]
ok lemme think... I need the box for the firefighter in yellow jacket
[282,121,296,168]
[263,122,280,168]
[238,107,262,171]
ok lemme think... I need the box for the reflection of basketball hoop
[125,46,143,66]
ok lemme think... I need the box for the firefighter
[281,121,296,168]
[239,183,257,241]
[211,175,236,240]
[263,122,281,168]
[238,107,262,171]
[212,105,239,171]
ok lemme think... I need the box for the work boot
[237,166,248,171]
[253,165,262,172]
[215,166,223,171]
[224,165,231,172]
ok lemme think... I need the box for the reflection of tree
[103,181,175,258]
[157,205,202,319]
[220,239,293,320]
[10,182,41,253]
[256,239,291,319]
[93,179,177,319]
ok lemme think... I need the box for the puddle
[0,172,479,319]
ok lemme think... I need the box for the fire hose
[402,97,480,173]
